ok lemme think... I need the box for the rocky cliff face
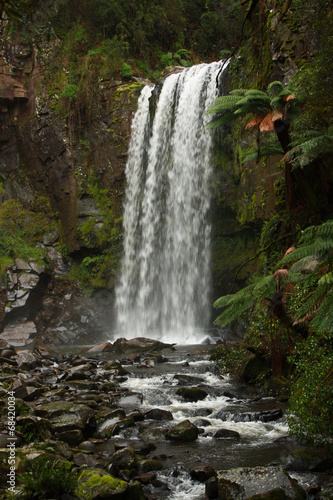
[0,37,144,345]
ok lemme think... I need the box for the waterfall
[115,61,223,343]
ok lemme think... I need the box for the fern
[310,290,333,332]
[267,81,284,98]
[213,276,275,327]
[287,126,333,168]
[240,139,284,163]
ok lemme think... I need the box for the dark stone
[176,386,208,402]
[214,428,240,440]
[215,409,283,423]
[190,465,216,482]
[59,429,84,446]
[109,446,137,470]
[174,374,205,386]
[144,408,173,420]
[165,420,199,442]
[137,459,163,473]
[114,439,156,455]
[206,476,219,499]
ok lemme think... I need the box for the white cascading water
[115,61,223,343]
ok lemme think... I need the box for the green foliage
[0,198,55,274]
[121,62,132,78]
[59,83,79,102]
[288,332,333,445]
[205,82,300,130]
[13,457,77,499]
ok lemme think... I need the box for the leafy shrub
[288,332,333,445]
[13,457,77,499]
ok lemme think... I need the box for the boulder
[174,374,205,385]
[144,408,173,421]
[214,428,240,440]
[76,468,128,499]
[114,439,156,455]
[137,459,163,473]
[165,420,199,442]
[213,467,306,499]
[190,465,216,482]
[280,448,333,472]
[176,386,208,401]
[109,447,137,470]
[112,337,175,353]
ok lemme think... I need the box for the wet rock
[84,342,113,353]
[16,415,53,441]
[109,446,137,470]
[315,485,333,499]
[214,428,240,440]
[194,408,213,417]
[78,440,96,452]
[144,408,173,421]
[0,321,37,347]
[58,429,84,446]
[76,468,129,499]
[114,439,156,455]
[190,465,216,482]
[165,419,199,442]
[15,349,40,369]
[48,440,74,460]
[206,475,219,499]
[215,466,306,499]
[112,337,175,354]
[194,418,211,427]
[35,402,96,436]
[176,386,208,401]
[174,374,205,386]
[140,428,166,442]
[215,409,283,423]
[115,391,143,407]
[280,448,333,472]
[133,472,156,484]
[73,453,102,468]
[137,458,163,473]
[10,378,28,399]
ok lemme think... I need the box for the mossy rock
[76,468,128,499]
[165,419,199,442]
[126,480,146,500]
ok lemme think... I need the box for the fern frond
[267,81,284,98]
[230,89,247,96]
[213,293,256,327]
[293,282,330,321]
[205,95,243,115]
[288,256,319,275]
[310,290,333,332]
[253,275,275,299]
[282,238,333,264]
[245,89,270,97]
[205,111,236,129]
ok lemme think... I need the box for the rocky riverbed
[0,337,332,499]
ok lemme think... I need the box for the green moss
[76,469,128,500]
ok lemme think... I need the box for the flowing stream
[115,62,222,344]
[103,345,290,499]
